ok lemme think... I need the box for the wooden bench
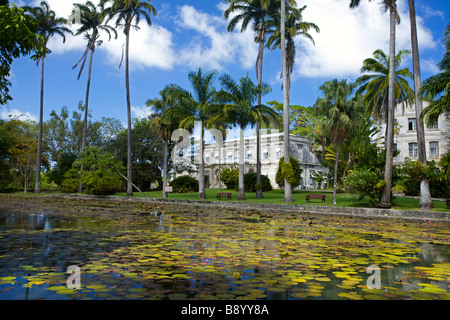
[305,194,326,203]
[217,192,232,200]
[446,199,450,209]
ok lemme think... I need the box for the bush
[220,166,239,190]
[81,169,122,195]
[169,175,199,193]
[233,172,272,192]
[276,156,302,189]
[61,168,80,193]
[344,168,384,207]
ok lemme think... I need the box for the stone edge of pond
[40,193,450,223]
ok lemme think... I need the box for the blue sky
[2,0,449,132]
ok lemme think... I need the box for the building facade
[176,132,327,190]
[376,102,449,165]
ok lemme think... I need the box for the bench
[446,199,450,209]
[217,192,232,200]
[305,194,326,203]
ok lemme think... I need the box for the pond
[0,200,449,300]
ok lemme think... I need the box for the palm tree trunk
[238,126,245,200]
[218,145,222,192]
[256,30,265,198]
[408,0,433,209]
[35,56,44,194]
[162,139,168,197]
[281,0,292,203]
[380,2,397,208]
[332,141,341,205]
[199,121,205,199]
[125,27,133,196]
[78,47,94,194]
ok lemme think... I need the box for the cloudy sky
[2,0,449,131]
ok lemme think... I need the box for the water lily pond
[0,196,449,300]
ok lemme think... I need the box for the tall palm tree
[161,69,220,200]
[23,1,72,194]
[420,24,450,126]
[217,73,278,200]
[355,48,414,143]
[266,5,319,95]
[72,1,117,193]
[101,0,157,195]
[315,79,359,205]
[350,0,400,208]
[224,0,296,199]
[407,0,432,209]
[146,87,182,198]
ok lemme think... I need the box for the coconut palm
[72,1,117,193]
[420,24,450,126]
[407,0,432,209]
[146,87,182,198]
[101,0,157,195]
[350,0,400,208]
[23,1,73,194]
[266,5,319,94]
[315,79,359,205]
[224,0,296,199]
[355,48,414,143]
[161,69,220,200]
[217,73,278,200]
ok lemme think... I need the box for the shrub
[169,175,199,193]
[276,156,302,189]
[81,169,122,195]
[220,166,239,190]
[344,168,384,207]
[233,172,272,192]
[61,168,80,193]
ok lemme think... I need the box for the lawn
[114,188,450,212]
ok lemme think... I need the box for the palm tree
[101,0,157,195]
[217,73,278,200]
[420,24,450,126]
[350,0,400,208]
[224,0,296,199]
[146,87,182,198]
[23,1,73,194]
[161,69,220,200]
[72,1,117,193]
[355,48,414,143]
[266,5,319,94]
[315,79,359,205]
[407,0,432,209]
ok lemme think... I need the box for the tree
[72,1,117,192]
[0,2,45,105]
[350,0,400,208]
[407,0,432,209]
[355,48,414,143]
[224,0,296,199]
[23,1,72,194]
[315,79,359,205]
[266,5,319,94]
[217,73,277,200]
[159,69,220,199]
[101,0,157,195]
[420,24,450,126]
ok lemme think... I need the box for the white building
[376,102,449,165]
[175,132,327,189]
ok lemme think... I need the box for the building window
[297,143,304,149]
[262,148,269,160]
[409,142,417,158]
[310,170,315,186]
[275,148,281,160]
[408,118,417,131]
[430,141,439,157]
[427,121,439,129]
[246,150,252,160]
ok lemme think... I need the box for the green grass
[113,188,449,212]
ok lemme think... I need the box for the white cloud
[176,5,257,71]
[131,105,153,119]
[0,108,38,122]
[293,0,437,78]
